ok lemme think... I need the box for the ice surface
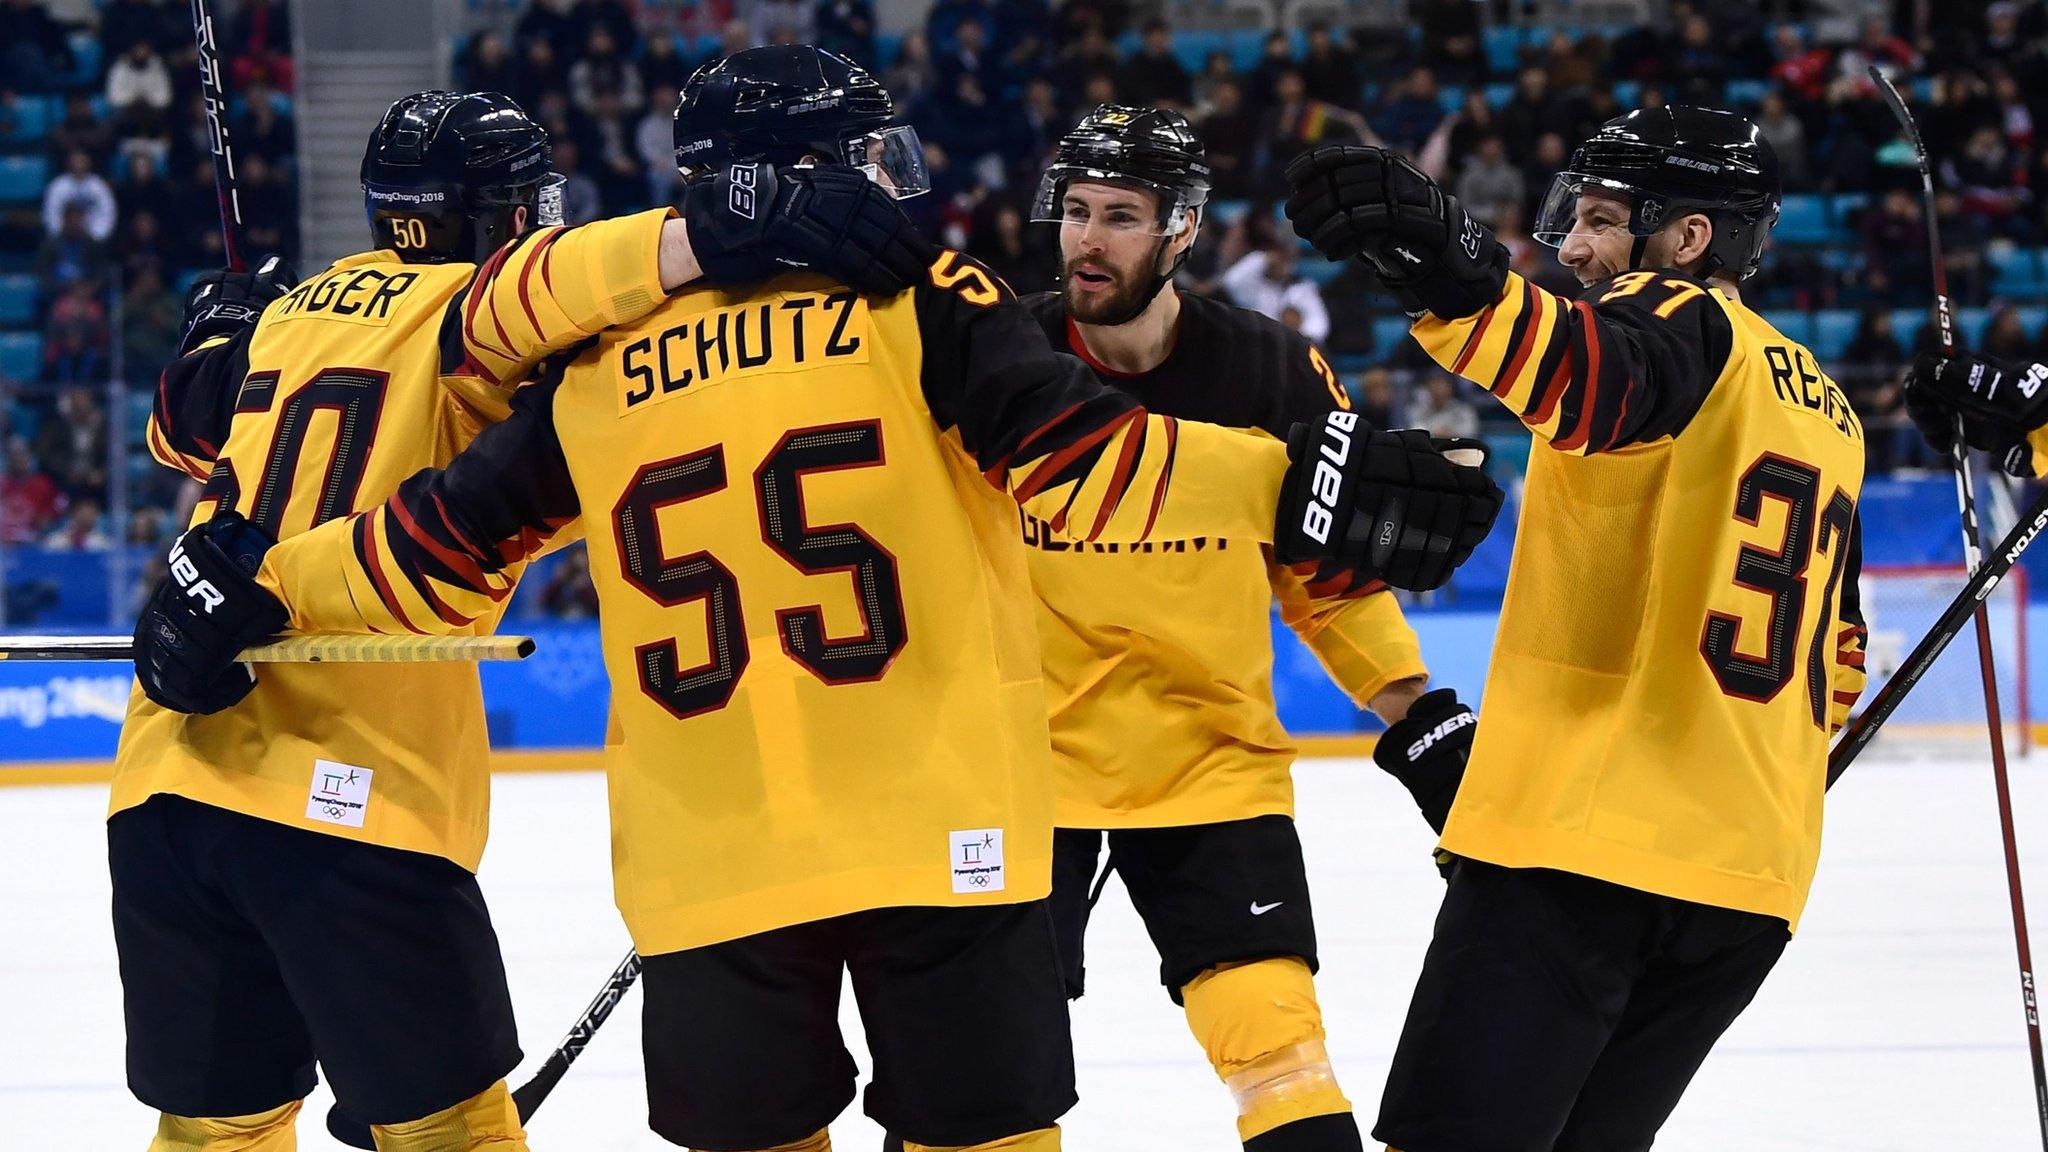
[5,756,2046,1150]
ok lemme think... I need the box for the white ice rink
[7,756,2048,1150]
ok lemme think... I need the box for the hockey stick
[1830,488,2048,779]
[1869,64,2048,1148]
[0,634,534,662]
[190,0,245,271]
[326,950,644,1148]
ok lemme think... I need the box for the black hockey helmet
[360,90,563,264]
[1030,104,1211,237]
[672,45,928,198]
[1533,105,1781,280]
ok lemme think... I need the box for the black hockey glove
[1372,688,1475,835]
[1904,351,2048,478]
[1283,145,1509,320]
[134,514,289,715]
[178,254,296,356]
[682,162,937,296]
[1274,416,1505,592]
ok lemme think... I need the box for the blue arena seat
[0,96,55,144]
[1722,78,1769,107]
[2017,305,2048,336]
[1890,307,1927,349]
[1612,81,1641,107]
[1810,309,1860,361]
[1205,199,1252,227]
[1371,315,1416,362]
[1484,82,1516,109]
[0,155,50,202]
[0,274,37,325]
[63,35,102,89]
[1764,310,1814,347]
[1483,26,1521,74]
[1990,247,2047,297]
[1773,194,1834,245]
[0,332,42,381]
[1957,306,1992,348]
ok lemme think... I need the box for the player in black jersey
[1018,105,1484,1152]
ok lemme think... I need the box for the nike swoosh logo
[1249,901,1284,916]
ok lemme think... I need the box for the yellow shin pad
[1182,958,1353,1141]
[150,1100,300,1152]
[370,1080,526,1151]
[902,1127,1059,1151]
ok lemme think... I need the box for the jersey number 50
[611,419,909,720]
[1699,453,1856,730]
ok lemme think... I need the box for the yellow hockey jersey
[1414,269,1867,929]
[251,251,1296,954]
[111,209,675,870]
[1020,291,1426,828]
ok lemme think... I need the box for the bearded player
[113,88,919,1152]
[126,48,1504,1152]
[1017,106,1472,1152]
[1285,107,1868,1150]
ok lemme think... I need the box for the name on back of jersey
[1762,343,1862,442]
[618,288,870,414]
[272,267,423,326]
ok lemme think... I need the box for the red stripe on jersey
[1014,411,1129,501]
[1139,416,1177,539]
[1085,419,1147,540]
[1493,281,1544,395]
[1553,301,1603,452]
[359,512,425,635]
[516,230,566,342]
[463,245,520,362]
[1451,302,1496,376]
[390,495,504,600]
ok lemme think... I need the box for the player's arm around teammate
[113,89,937,1152]
[1285,110,1870,1152]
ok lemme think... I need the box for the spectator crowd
[1,0,297,566]
[11,0,2048,615]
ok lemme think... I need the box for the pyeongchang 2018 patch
[306,760,373,829]
[950,828,1005,894]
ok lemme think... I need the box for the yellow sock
[902,1126,1059,1151]
[370,1080,526,1151]
[1182,958,1354,1142]
[150,1100,300,1152]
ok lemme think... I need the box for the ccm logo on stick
[167,541,225,614]
[1300,411,1359,545]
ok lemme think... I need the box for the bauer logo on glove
[1276,418,1504,592]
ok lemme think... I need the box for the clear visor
[1531,172,1640,249]
[849,126,929,200]
[1029,170,1190,237]
[534,173,566,226]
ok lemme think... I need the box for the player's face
[1555,189,1637,285]
[1058,182,1181,324]
[1558,189,1714,285]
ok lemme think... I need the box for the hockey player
[127,48,1504,1152]
[1284,107,1869,1150]
[1021,105,1472,1152]
[112,89,927,1152]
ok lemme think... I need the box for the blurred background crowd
[3,0,2048,621]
